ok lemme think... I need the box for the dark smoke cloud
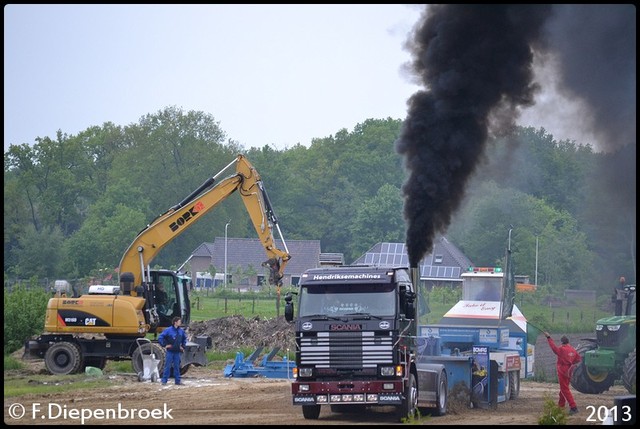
[397,4,636,267]
[396,5,553,266]
[542,5,636,151]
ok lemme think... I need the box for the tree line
[4,106,636,296]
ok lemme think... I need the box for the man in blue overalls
[158,316,187,385]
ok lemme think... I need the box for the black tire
[430,369,448,416]
[132,342,166,376]
[570,342,616,394]
[503,372,511,399]
[397,372,418,422]
[44,342,83,375]
[302,404,321,420]
[622,349,636,394]
[509,370,520,400]
[83,356,107,370]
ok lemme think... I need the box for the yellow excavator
[25,154,291,376]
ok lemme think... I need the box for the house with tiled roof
[351,236,473,289]
[182,238,322,289]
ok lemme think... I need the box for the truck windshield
[463,278,502,301]
[298,284,396,318]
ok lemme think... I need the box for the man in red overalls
[544,331,581,415]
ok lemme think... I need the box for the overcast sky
[4,4,608,154]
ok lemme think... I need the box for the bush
[538,396,567,425]
[4,282,50,354]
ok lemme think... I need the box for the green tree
[61,178,149,276]
[449,181,596,290]
[348,183,405,261]
[14,225,65,279]
[4,282,50,353]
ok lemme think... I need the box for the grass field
[189,290,610,334]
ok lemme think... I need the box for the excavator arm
[119,154,291,293]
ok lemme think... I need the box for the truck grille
[597,325,627,347]
[299,331,393,368]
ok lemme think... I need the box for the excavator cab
[150,270,191,328]
[120,269,191,332]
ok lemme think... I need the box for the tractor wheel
[132,342,165,376]
[302,404,321,420]
[570,342,616,394]
[509,370,520,399]
[44,342,83,375]
[622,349,636,394]
[396,372,418,422]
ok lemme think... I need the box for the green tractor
[571,285,636,394]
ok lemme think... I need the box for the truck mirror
[405,291,416,320]
[284,292,295,321]
[284,300,294,322]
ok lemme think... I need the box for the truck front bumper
[292,380,404,405]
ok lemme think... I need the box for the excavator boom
[119,154,291,289]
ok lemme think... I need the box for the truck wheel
[132,342,165,376]
[302,404,321,419]
[622,349,636,394]
[397,372,418,422]
[570,342,616,394]
[503,372,511,399]
[509,371,520,399]
[430,369,448,416]
[44,342,83,375]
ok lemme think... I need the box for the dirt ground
[4,366,629,426]
[5,318,632,426]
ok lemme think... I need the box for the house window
[291,276,300,286]
[257,275,265,286]
[434,254,443,264]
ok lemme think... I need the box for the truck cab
[285,265,448,422]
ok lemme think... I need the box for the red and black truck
[284,265,449,422]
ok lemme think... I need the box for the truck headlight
[298,384,310,392]
[595,324,603,331]
[298,367,313,377]
[380,366,395,376]
[607,325,621,331]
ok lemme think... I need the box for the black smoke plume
[396,5,552,266]
[396,4,636,267]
